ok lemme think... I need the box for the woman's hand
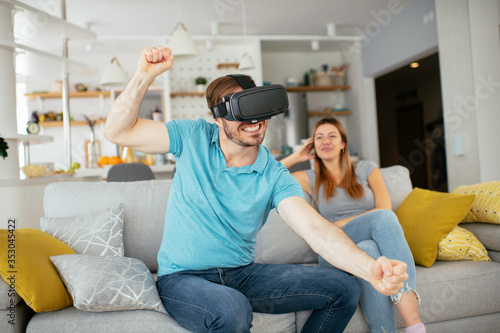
[137,46,174,78]
[281,137,315,168]
[294,137,315,162]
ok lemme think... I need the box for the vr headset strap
[227,74,256,90]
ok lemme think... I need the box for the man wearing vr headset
[104,46,408,333]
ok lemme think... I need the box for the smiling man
[103,46,409,333]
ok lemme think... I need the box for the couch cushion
[27,305,297,333]
[487,250,500,262]
[0,229,74,313]
[451,181,500,224]
[41,203,124,257]
[44,180,171,272]
[461,223,500,252]
[50,255,166,314]
[255,209,317,264]
[380,165,413,210]
[415,261,500,324]
[437,226,491,262]
[395,188,475,267]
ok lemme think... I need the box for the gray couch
[2,165,500,332]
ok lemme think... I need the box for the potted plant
[195,77,207,93]
[0,136,9,160]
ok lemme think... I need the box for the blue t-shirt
[157,119,303,276]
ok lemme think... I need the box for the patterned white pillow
[50,254,167,314]
[41,204,125,257]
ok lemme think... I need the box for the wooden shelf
[217,62,239,70]
[286,85,350,92]
[308,110,352,117]
[170,92,205,98]
[39,119,106,128]
[25,91,111,100]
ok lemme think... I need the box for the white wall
[360,0,438,78]
[435,0,500,189]
[0,183,47,230]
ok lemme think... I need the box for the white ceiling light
[311,40,320,51]
[238,52,255,70]
[238,0,255,70]
[100,57,128,87]
[327,23,336,37]
[167,22,200,56]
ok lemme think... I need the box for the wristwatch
[26,121,40,135]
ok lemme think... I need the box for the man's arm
[277,196,408,296]
[103,47,174,154]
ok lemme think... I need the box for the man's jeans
[157,262,361,332]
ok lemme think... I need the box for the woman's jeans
[157,262,360,333]
[319,209,418,333]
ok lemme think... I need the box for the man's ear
[214,117,223,128]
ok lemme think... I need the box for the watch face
[27,121,40,135]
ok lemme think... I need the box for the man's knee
[342,274,361,310]
[208,291,253,332]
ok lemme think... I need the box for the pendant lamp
[238,0,255,70]
[100,57,128,87]
[168,22,200,56]
[238,52,255,70]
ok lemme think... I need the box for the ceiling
[20,0,416,39]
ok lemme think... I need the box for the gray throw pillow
[50,254,166,314]
[41,204,124,256]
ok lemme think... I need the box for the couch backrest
[44,180,171,272]
[43,165,413,270]
[254,165,413,264]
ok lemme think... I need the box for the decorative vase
[87,132,99,169]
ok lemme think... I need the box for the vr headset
[210,74,289,122]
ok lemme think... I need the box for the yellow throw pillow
[0,228,75,312]
[437,226,491,261]
[395,188,475,268]
[451,181,500,224]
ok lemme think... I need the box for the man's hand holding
[370,256,408,296]
[138,46,174,78]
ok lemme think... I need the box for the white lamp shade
[238,52,255,70]
[100,57,128,87]
[168,22,200,56]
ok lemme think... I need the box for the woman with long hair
[280,117,425,333]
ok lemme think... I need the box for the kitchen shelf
[170,92,205,98]
[39,119,106,128]
[217,62,239,70]
[2,133,53,145]
[286,85,350,92]
[308,110,352,117]
[25,91,111,100]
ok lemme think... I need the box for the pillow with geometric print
[437,226,491,262]
[41,203,124,257]
[451,181,500,224]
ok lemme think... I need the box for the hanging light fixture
[238,52,255,70]
[100,57,128,87]
[167,22,200,56]
[238,0,255,70]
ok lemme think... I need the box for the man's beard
[222,120,265,147]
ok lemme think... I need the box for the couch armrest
[461,223,500,252]
[0,279,34,333]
